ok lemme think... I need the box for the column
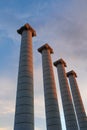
[54,59,78,130]
[67,70,87,130]
[14,23,36,130]
[38,44,62,130]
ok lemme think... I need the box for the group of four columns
[14,23,87,130]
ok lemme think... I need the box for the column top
[38,43,54,54]
[54,58,67,67]
[67,70,77,78]
[17,23,36,37]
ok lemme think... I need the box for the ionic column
[14,23,36,130]
[54,59,78,130]
[38,44,62,130]
[67,70,87,130]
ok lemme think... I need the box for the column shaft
[14,24,36,130]
[67,70,87,130]
[38,44,62,130]
[54,59,78,130]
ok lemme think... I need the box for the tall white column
[38,44,62,130]
[54,59,78,130]
[67,70,87,130]
[14,23,36,130]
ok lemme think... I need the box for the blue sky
[0,0,87,130]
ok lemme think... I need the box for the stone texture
[14,23,36,130]
[54,59,78,130]
[38,44,62,130]
[67,70,87,130]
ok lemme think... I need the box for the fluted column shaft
[14,24,36,130]
[38,44,62,130]
[67,71,87,130]
[54,59,78,130]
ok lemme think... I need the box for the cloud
[33,0,87,63]
[0,127,11,130]
[0,77,16,99]
[34,66,45,118]
[0,77,16,129]
[35,127,44,130]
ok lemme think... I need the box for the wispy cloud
[0,77,16,128]
[0,127,11,130]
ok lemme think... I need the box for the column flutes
[54,59,78,130]
[67,70,87,130]
[38,44,62,130]
[14,23,36,130]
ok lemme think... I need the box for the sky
[0,0,87,130]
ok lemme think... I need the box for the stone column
[14,23,36,130]
[38,44,62,130]
[67,70,87,130]
[54,59,78,130]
